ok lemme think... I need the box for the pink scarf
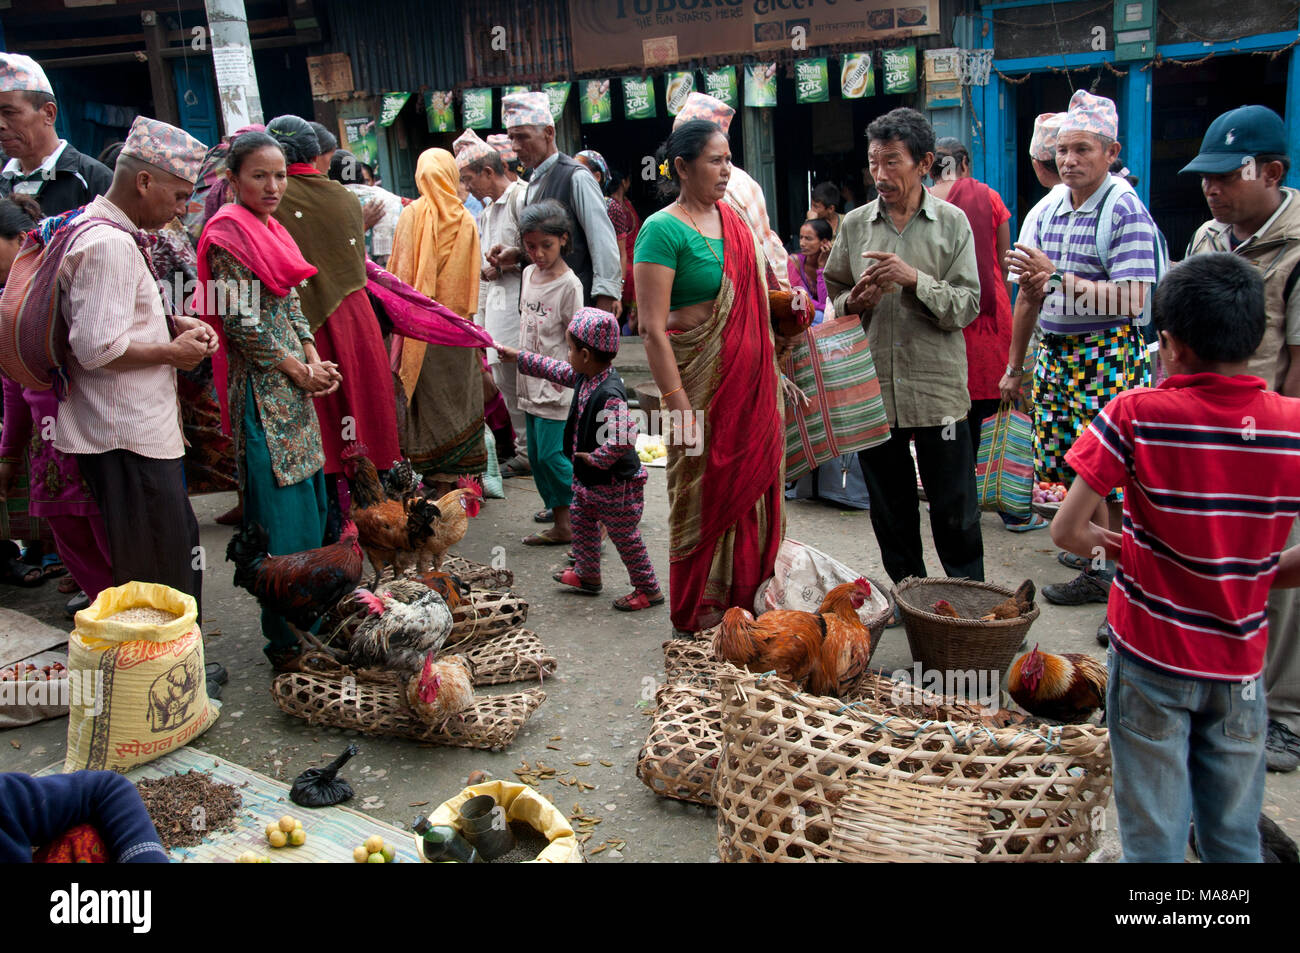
[193,202,318,434]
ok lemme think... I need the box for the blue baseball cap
[1181,105,1288,175]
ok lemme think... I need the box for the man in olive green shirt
[824,108,983,584]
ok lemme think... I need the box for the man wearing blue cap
[1185,104,1300,773]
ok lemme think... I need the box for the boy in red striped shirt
[1053,252,1300,862]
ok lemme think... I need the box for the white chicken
[347,586,453,675]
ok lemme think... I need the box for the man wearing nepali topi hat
[493,91,622,313]
[0,52,112,216]
[54,115,215,615]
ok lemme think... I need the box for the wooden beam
[142,11,180,125]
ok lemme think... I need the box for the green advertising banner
[502,85,530,98]
[882,46,917,95]
[744,63,777,107]
[622,76,656,120]
[702,67,738,107]
[795,58,829,104]
[543,82,571,121]
[341,116,377,167]
[664,70,695,115]
[462,88,493,130]
[379,91,411,127]
[840,53,876,99]
[424,91,455,133]
[579,79,612,123]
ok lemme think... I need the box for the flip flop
[553,568,602,593]
[57,575,80,594]
[522,531,569,546]
[501,463,531,479]
[2,558,43,587]
[614,590,665,611]
[533,508,554,523]
[1004,514,1050,533]
[39,552,67,579]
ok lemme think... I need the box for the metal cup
[458,794,514,860]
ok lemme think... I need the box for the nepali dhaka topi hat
[122,115,207,184]
[568,308,620,355]
[1058,89,1118,142]
[502,91,552,130]
[0,53,53,95]
[672,91,734,134]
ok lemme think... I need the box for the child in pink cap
[498,308,663,611]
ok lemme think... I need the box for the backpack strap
[1283,257,1300,310]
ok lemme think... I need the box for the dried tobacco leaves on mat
[135,770,242,850]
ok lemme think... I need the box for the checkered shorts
[1032,324,1151,488]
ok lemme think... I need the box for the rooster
[383,458,423,504]
[406,653,475,726]
[713,579,874,698]
[412,567,470,611]
[414,477,483,571]
[341,444,442,581]
[981,579,1036,621]
[226,520,363,633]
[1007,644,1108,722]
[347,586,454,675]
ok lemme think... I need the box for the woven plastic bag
[65,582,218,773]
[755,538,890,625]
[481,428,505,500]
[419,780,583,863]
[974,402,1034,517]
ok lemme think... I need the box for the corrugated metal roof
[316,0,465,94]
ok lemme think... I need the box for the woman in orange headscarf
[388,149,483,493]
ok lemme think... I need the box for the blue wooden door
[173,59,219,147]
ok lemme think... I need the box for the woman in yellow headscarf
[389,148,483,492]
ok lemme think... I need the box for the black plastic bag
[290,744,359,807]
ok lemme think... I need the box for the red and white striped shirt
[1067,373,1300,680]
[52,196,183,460]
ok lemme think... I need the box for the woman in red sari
[634,120,785,635]
[265,115,401,505]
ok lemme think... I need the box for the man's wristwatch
[1005,362,1025,377]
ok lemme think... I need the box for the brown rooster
[412,567,470,611]
[1007,644,1108,722]
[931,600,962,619]
[226,520,363,634]
[341,444,441,581]
[406,652,475,727]
[713,578,874,698]
[414,477,483,571]
[981,579,1036,621]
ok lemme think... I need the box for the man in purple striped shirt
[999,90,1160,640]
[53,117,214,616]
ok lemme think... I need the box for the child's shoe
[613,589,665,612]
[553,568,601,593]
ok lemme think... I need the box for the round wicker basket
[892,577,1039,677]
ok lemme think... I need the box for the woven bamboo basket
[441,554,514,590]
[640,643,1032,807]
[893,577,1040,678]
[713,670,1111,863]
[270,660,545,750]
[446,590,529,648]
[636,681,725,805]
[826,770,986,863]
[460,628,556,685]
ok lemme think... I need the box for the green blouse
[633,209,724,309]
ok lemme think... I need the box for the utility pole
[204,0,263,135]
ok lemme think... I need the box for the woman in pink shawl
[194,131,341,670]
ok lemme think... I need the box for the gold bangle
[660,384,684,401]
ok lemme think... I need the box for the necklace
[676,199,722,268]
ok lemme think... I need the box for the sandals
[501,462,531,479]
[1,542,43,587]
[553,568,601,593]
[1004,514,1050,533]
[39,552,67,579]
[533,508,554,524]
[523,530,570,546]
[614,590,664,612]
[57,575,80,594]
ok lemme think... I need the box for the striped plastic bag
[975,403,1034,516]
[783,315,891,481]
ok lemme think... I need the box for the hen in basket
[713,578,873,697]
[406,653,475,727]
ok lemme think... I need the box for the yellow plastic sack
[417,780,583,863]
[64,582,218,773]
